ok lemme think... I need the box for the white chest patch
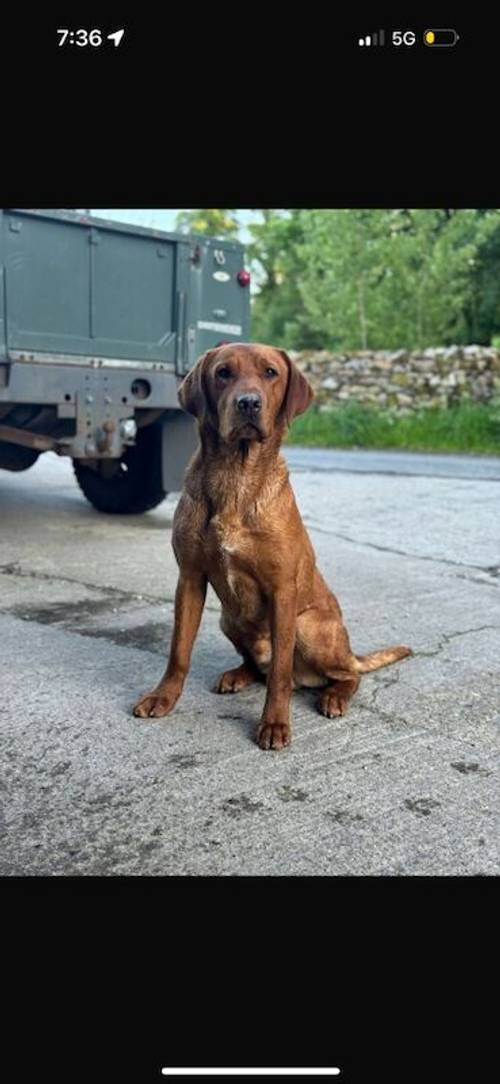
[227,569,239,596]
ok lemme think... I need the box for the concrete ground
[1,446,499,875]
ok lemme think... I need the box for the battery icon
[424,28,459,46]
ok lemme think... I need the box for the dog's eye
[265,367,278,378]
[216,366,232,380]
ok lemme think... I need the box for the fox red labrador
[133,343,412,749]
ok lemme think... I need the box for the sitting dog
[133,344,412,749]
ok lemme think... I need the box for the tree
[175,209,240,239]
[247,210,324,348]
[460,210,500,343]
[296,210,394,349]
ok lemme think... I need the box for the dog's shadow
[206,668,319,744]
[205,667,263,741]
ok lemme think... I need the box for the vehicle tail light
[237,269,251,287]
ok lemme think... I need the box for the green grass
[286,400,500,455]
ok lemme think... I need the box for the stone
[412,358,436,372]
[311,350,334,365]
[343,358,372,372]
[389,349,409,363]
[372,358,394,372]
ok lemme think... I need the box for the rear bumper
[0,358,182,459]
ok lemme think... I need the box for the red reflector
[237,269,251,286]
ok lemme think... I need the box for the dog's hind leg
[295,608,362,716]
[295,606,411,718]
[317,675,361,718]
[213,661,259,693]
[213,610,261,694]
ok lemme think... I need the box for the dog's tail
[352,645,413,673]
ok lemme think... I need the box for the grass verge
[286,400,500,455]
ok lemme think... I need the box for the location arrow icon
[107,29,125,47]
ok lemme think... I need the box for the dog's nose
[236,393,262,416]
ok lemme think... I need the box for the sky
[90,209,260,244]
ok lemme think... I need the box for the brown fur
[133,344,412,749]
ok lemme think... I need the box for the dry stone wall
[289,346,500,412]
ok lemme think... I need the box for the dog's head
[178,343,313,444]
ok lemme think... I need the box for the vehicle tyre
[0,442,40,471]
[73,421,167,514]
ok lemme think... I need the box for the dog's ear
[279,349,314,424]
[178,349,218,418]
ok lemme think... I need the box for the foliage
[286,399,500,455]
[175,209,240,239]
[246,211,324,348]
[293,209,500,351]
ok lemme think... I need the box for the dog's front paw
[256,721,291,751]
[133,685,179,719]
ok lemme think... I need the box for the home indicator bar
[161,1071,341,1078]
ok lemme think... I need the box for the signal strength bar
[358,29,385,46]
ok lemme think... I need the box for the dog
[133,343,412,749]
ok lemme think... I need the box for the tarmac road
[1,446,499,875]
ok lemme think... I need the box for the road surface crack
[412,623,500,659]
[0,561,221,612]
[302,522,500,581]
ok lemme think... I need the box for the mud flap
[161,411,199,492]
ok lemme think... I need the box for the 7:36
[57,29,103,46]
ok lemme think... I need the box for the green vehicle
[0,209,251,512]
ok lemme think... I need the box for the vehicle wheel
[73,422,167,514]
[0,442,40,471]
